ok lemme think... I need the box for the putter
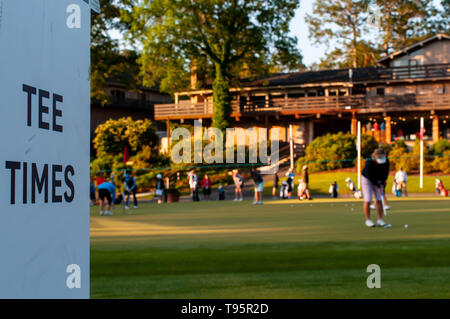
[380,188,387,217]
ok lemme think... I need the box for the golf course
[90,197,450,299]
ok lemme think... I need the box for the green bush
[93,117,158,157]
[432,150,450,174]
[432,139,450,155]
[296,133,378,173]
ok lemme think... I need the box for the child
[218,185,225,200]
[297,179,307,200]
[232,169,244,201]
[285,168,295,198]
[329,181,338,198]
[155,174,165,204]
[188,170,200,202]
[436,179,448,197]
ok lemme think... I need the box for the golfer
[155,174,165,204]
[97,181,116,216]
[251,168,264,205]
[301,165,312,200]
[188,170,199,201]
[124,173,138,209]
[272,170,279,199]
[232,169,244,201]
[361,148,389,227]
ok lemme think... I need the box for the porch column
[432,115,440,143]
[351,116,357,135]
[166,120,171,139]
[385,116,391,144]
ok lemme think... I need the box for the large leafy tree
[306,0,371,69]
[122,0,303,130]
[91,0,141,105]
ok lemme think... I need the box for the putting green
[91,197,450,298]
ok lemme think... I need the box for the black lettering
[38,89,50,130]
[32,163,48,203]
[52,94,63,132]
[23,85,36,127]
[23,162,27,204]
[64,165,75,203]
[52,165,63,203]
[5,161,21,205]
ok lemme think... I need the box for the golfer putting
[361,148,389,228]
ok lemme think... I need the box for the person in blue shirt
[97,181,116,216]
[90,178,96,206]
[124,173,138,209]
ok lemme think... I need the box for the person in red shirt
[201,174,212,200]
[96,172,107,187]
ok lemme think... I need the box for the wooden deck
[154,94,450,120]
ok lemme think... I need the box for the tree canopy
[306,0,447,70]
[122,0,304,129]
[91,0,141,105]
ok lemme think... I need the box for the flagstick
[357,121,361,190]
[289,125,294,170]
[420,117,424,189]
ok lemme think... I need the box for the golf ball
[404,224,409,228]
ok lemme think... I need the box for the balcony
[154,94,450,120]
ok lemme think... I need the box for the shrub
[432,150,450,174]
[296,133,377,173]
[432,139,450,155]
[93,117,158,157]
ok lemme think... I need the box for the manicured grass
[264,172,450,196]
[91,197,450,298]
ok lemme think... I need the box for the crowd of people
[90,171,140,216]
[90,153,448,221]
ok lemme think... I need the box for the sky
[289,0,326,67]
[110,0,444,68]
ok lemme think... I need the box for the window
[376,88,385,96]
[111,90,125,102]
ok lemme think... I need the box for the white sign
[0,0,90,298]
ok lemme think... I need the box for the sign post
[0,0,93,298]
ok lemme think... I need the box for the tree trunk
[212,63,231,131]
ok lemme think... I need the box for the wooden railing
[154,93,450,119]
[372,63,450,81]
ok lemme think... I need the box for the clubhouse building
[154,34,450,154]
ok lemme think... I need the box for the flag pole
[289,124,294,170]
[357,121,361,190]
[420,117,424,189]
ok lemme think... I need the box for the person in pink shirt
[201,174,212,200]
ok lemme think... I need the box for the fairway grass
[90,198,450,299]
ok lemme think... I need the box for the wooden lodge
[154,34,450,152]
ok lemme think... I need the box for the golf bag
[280,181,289,199]
[346,178,362,199]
